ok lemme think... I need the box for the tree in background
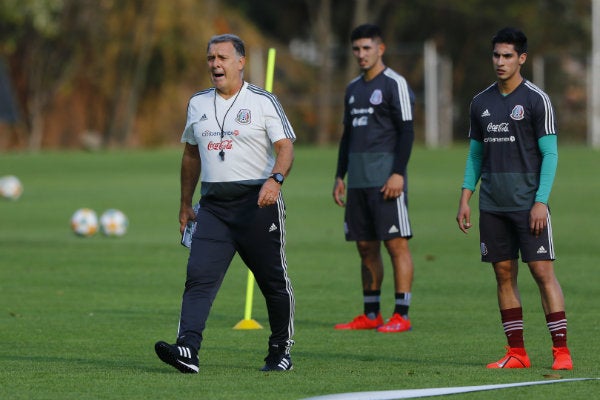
[0,0,92,150]
[231,0,591,143]
[1,0,204,149]
[0,0,593,150]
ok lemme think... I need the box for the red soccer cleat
[486,346,531,369]
[551,346,573,370]
[377,313,412,333]
[334,313,383,330]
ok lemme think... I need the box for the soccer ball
[71,208,99,237]
[99,209,128,237]
[0,175,23,200]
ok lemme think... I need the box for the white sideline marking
[301,378,598,400]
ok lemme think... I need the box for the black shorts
[344,187,412,241]
[479,209,555,263]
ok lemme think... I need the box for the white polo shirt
[181,81,295,199]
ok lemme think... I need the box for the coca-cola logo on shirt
[486,122,509,133]
[207,140,233,151]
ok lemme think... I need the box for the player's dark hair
[350,24,383,43]
[492,27,528,55]
[207,34,246,57]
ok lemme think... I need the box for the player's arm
[457,189,474,234]
[390,119,414,177]
[462,139,482,191]
[530,134,558,236]
[383,81,414,200]
[258,92,296,208]
[271,138,294,177]
[258,138,294,208]
[456,139,483,233]
[179,142,200,233]
[333,122,351,207]
[381,119,413,200]
[535,134,558,205]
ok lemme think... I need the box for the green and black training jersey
[468,79,557,211]
[336,68,415,189]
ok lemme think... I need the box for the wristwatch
[270,173,285,185]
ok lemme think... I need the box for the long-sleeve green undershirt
[535,134,558,204]
[461,139,483,192]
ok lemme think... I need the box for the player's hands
[179,204,197,234]
[258,178,280,208]
[380,173,404,200]
[530,202,548,237]
[456,189,474,234]
[456,202,472,234]
[333,178,346,207]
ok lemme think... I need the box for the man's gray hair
[207,34,246,57]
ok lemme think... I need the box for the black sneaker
[154,341,199,374]
[260,342,293,371]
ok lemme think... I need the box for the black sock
[363,290,381,319]
[394,292,411,318]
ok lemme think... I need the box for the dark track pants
[176,191,294,352]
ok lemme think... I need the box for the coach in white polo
[155,33,296,374]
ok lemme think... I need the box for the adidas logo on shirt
[537,246,547,254]
[199,114,208,121]
[269,223,278,232]
[481,109,491,117]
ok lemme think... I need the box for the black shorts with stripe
[479,209,555,263]
[344,187,412,241]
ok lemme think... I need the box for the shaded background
[0,0,593,150]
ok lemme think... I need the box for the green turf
[0,145,598,399]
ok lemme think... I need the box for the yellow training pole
[232,270,262,330]
[233,48,277,330]
[264,48,276,93]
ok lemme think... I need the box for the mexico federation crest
[369,89,383,105]
[510,105,525,121]
[480,242,488,256]
[236,109,251,124]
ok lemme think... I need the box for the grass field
[1,145,598,399]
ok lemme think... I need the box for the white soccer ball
[0,175,23,200]
[99,209,128,237]
[71,208,99,237]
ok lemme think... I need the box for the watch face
[272,173,284,184]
